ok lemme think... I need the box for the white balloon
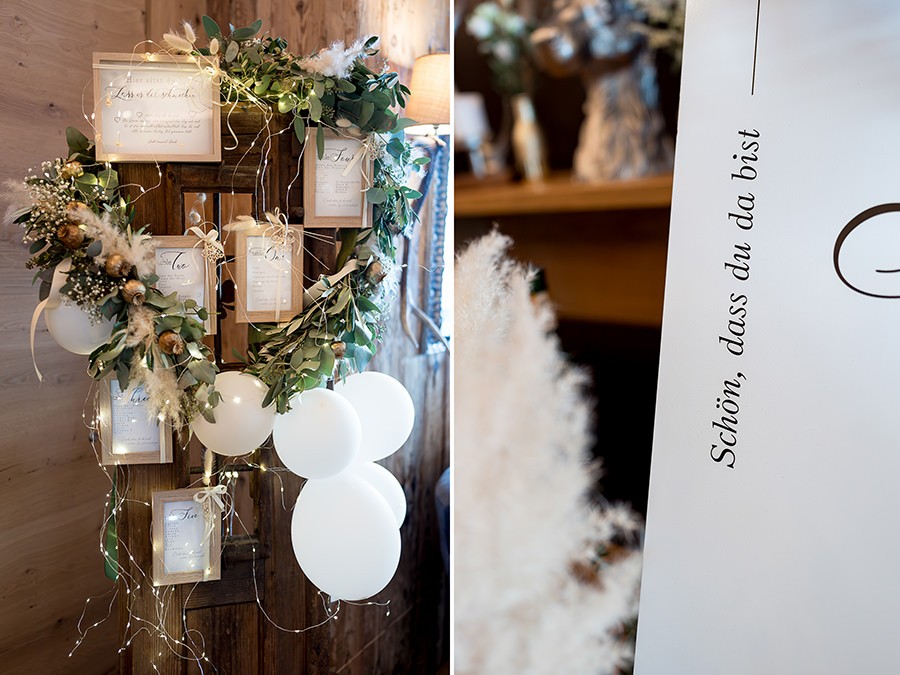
[333,372,415,462]
[351,462,407,528]
[291,473,401,601]
[273,388,361,479]
[191,372,275,457]
[44,302,114,355]
[42,259,114,355]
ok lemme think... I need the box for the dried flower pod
[56,223,84,249]
[121,279,147,305]
[66,200,88,215]
[158,330,185,355]
[104,253,132,278]
[331,341,347,359]
[59,161,84,180]
[365,261,386,285]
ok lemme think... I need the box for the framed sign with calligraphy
[303,128,373,227]
[92,52,222,162]
[151,488,222,586]
[152,235,218,334]
[98,380,173,465]
[234,224,303,323]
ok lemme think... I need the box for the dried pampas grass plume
[454,232,642,675]
[296,39,367,79]
[69,205,154,278]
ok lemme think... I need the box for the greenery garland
[14,18,426,424]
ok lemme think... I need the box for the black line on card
[751,0,761,94]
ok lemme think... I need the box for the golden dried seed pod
[365,261,386,284]
[157,330,185,355]
[104,253,133,278]
[331,341,347,359]
[56,223,84,249]
[121,279,147,305]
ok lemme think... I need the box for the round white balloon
[291,473,401,601]
[191,371,275,457]
[273,388,362,479]
[44,302,114,355]
[351,462,407,528]
[333,372,415,462]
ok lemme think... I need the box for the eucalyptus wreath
[14,17,427,424]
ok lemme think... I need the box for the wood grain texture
[0,2,148,674]
[1,1,449,672]
[455,171,674,217]
[457,209,671,326]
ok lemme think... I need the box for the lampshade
[404,53,451,126]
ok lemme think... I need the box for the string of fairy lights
[60,35,400,671]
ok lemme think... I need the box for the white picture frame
[98,379,172,465]
[92,52,222,163]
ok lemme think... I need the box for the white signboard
[93,53,221,162]
[636,2,900,673]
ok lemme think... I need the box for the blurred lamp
[404,53,451,136]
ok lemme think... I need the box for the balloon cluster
[189,370,414,601]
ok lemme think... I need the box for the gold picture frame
[93,52,222,163]
[152,235,218,334]
[151,488,222,586]
[234,224,304,323]
[303,128,373,228]
[98,379,173,466]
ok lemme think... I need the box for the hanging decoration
[11,15,426,668]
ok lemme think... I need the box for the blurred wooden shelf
[455,171,674,218]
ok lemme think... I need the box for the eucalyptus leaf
[358,100,375,127]
[308,96,322,122]
[318,346,335,378]
[186,341,206,360]
[392,117,419,132]
[66,127,91,155]
[366,187,387,204]
[202,15,222,39]
[293,115,306,143]
[225,40,239,63]
[86,240,102,257]
[116,362,130,391]
[290,350,304,370]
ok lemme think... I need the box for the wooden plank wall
[0,1,449,673]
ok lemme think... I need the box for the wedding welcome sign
[93,53,221,162]
[635,2,900,673]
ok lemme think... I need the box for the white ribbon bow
[194,483,228,510]
[186,226,225,261]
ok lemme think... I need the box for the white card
[245,235,293,312]
[314,137,364,217]
[155,246,206,308]
[110,381,159,455]
[162,499,206,575]
[635,2,900,673]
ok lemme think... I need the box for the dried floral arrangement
[13,17,427,423]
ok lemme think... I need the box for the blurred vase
[510,94,547,181]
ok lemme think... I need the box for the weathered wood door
[114,109,448,675]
